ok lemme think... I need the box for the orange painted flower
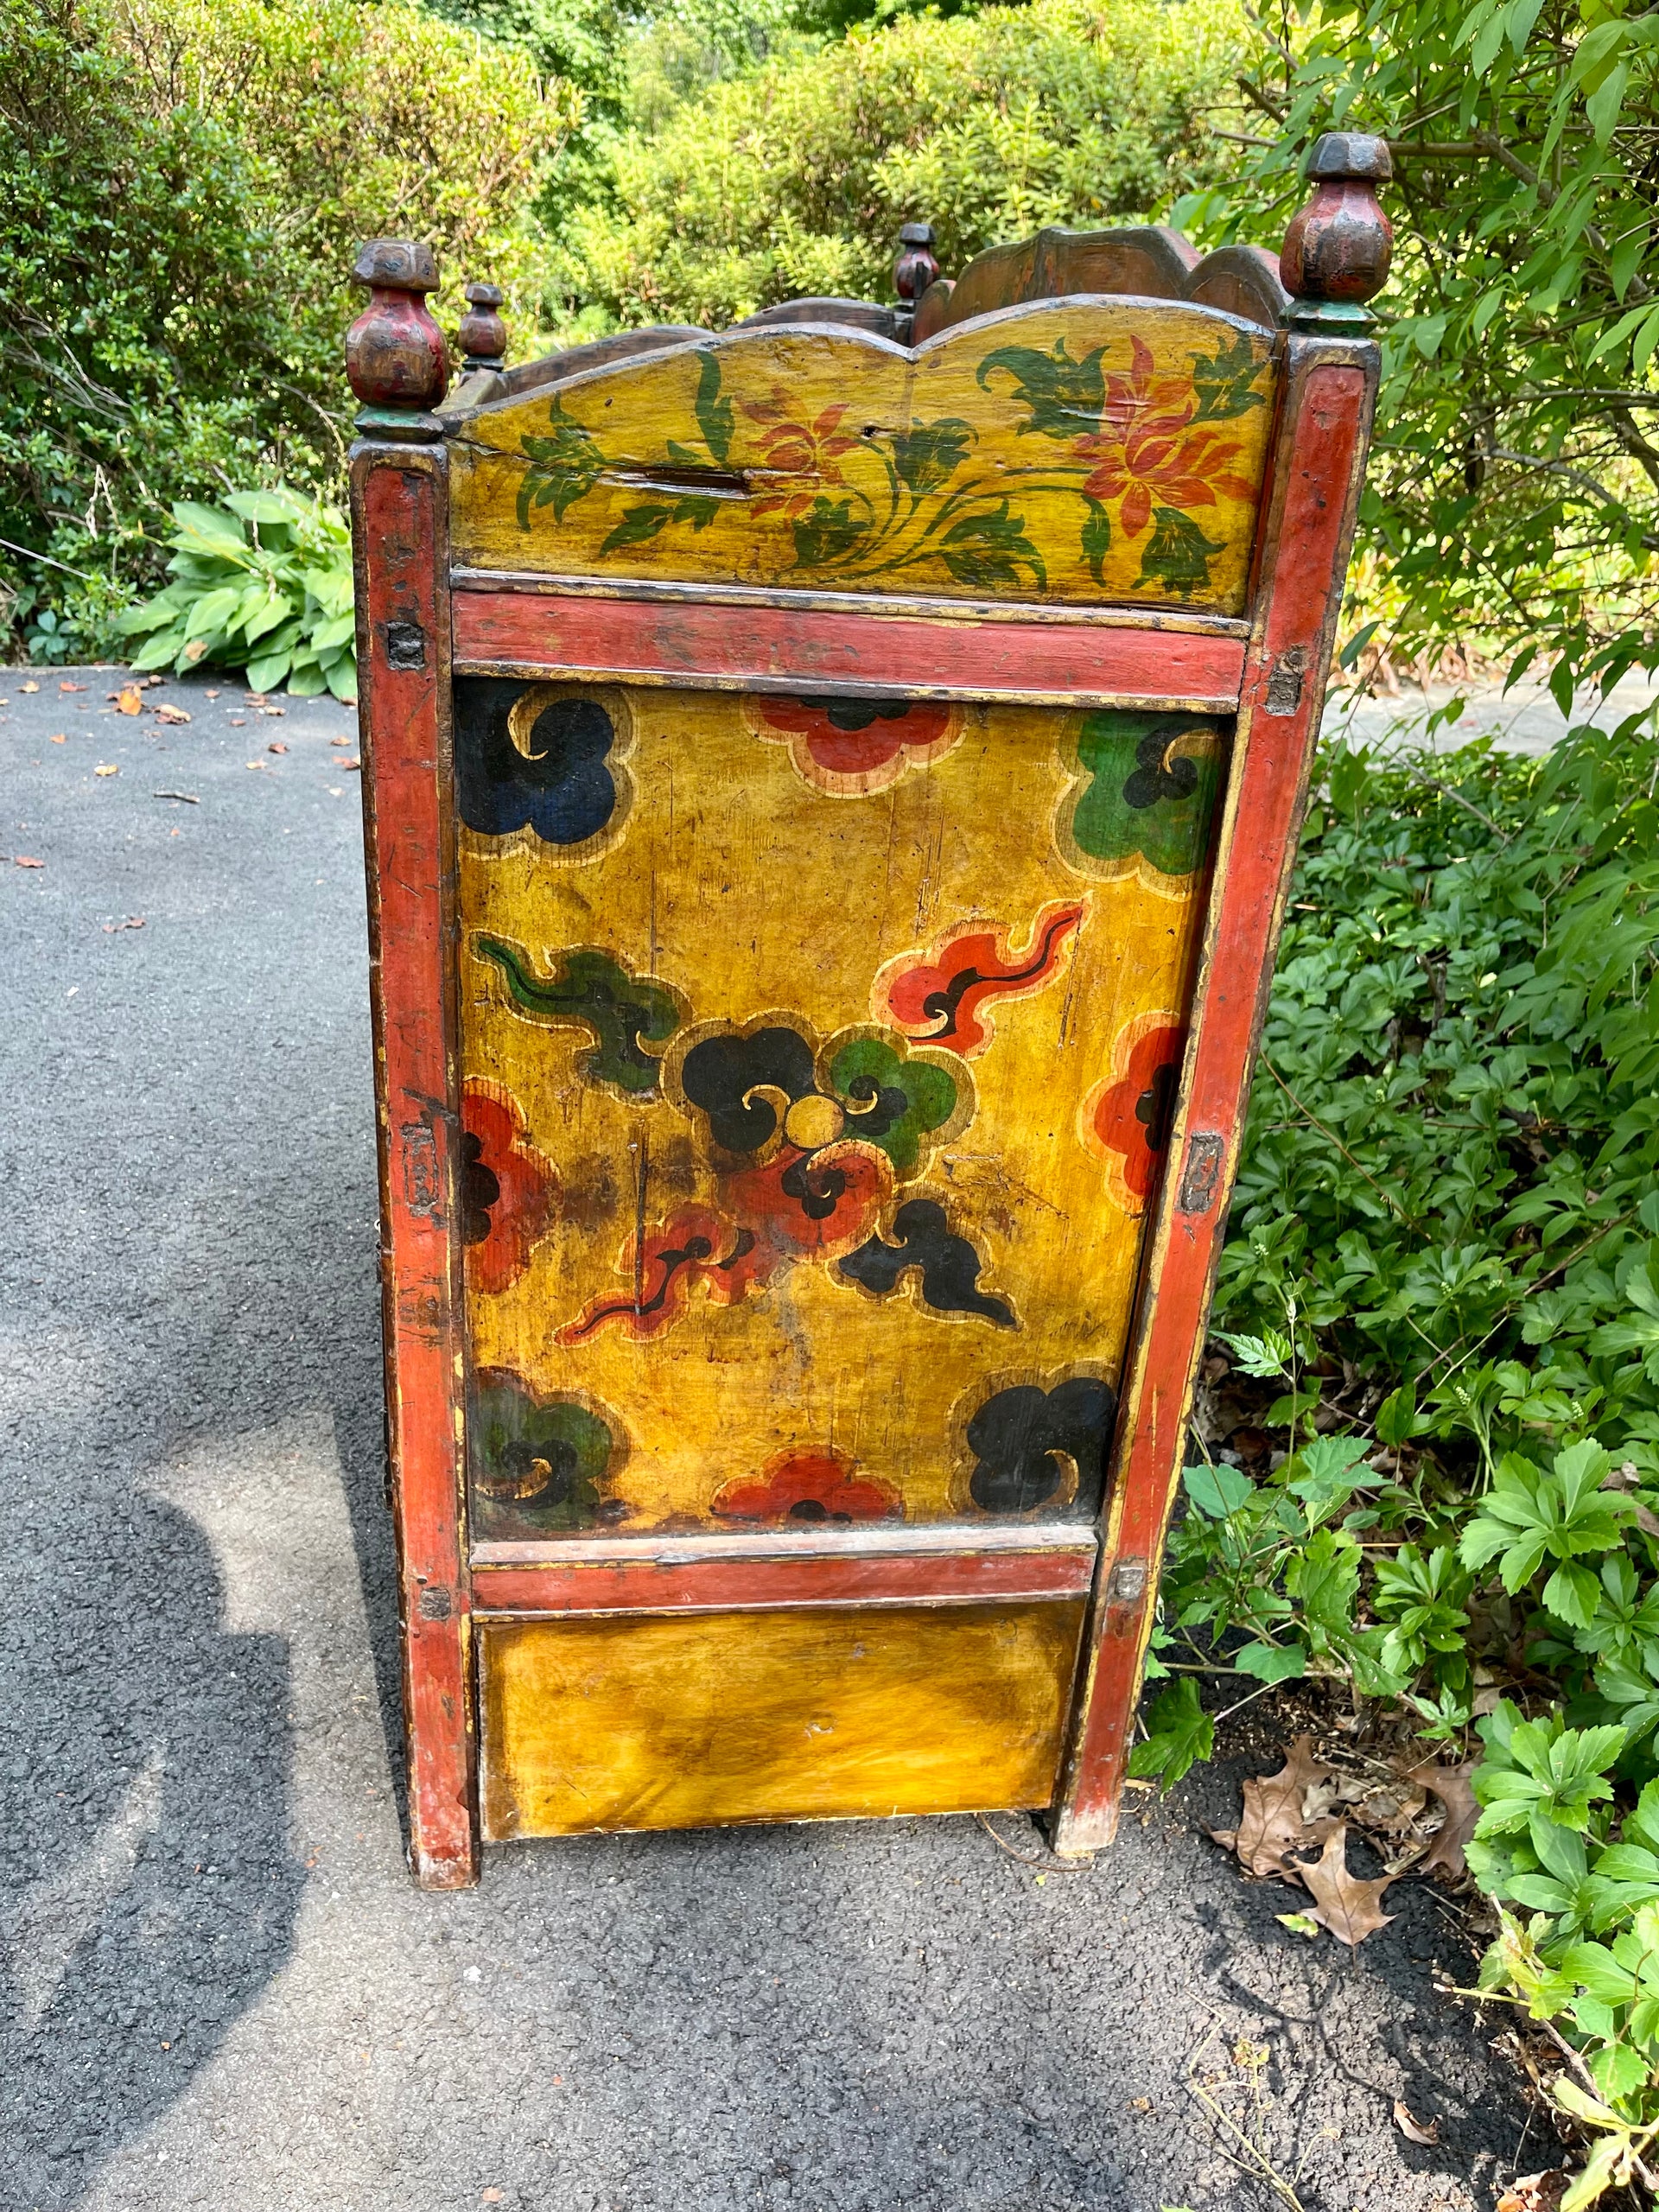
[1071,338,1255,537]
[741,391,861,519]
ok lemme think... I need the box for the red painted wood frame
[352,327,1376,1885]
[350,442,475,1888]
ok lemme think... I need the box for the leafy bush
[114,490,356,699]
[0,0,568,659]
[1134,713,1659,2200]
[548,0,1252,329]
[1185,0,1659,690]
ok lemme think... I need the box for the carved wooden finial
[346,239,448,435]
[893,221,941,311]
[459,281,508,375]
[1280,133,1393,328]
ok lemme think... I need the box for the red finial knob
[459,281,507,374]
[346,239,448,413]
[893,221,940,308]
[1280,134,1393,325]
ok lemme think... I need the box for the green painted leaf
[599,504,672,554]
[1135,505,1224,596]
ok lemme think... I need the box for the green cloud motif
[826,1035,960,1177]
[1062,710,1226,882]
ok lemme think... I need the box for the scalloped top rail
[914,226,1291,340]
[448,299,1279,617]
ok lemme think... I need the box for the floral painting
[458,306,1276,612]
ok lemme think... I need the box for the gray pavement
[1,667,1530,2212]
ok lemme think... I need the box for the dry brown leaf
[1406,1760,1478,1881]
[114,686,142,715]
[101,916,145,933]
[58,679,85,692]
[1296,1824,1395,1946]
[21,678,39,692]
[1217,1736,1341,1880]
[153,703,191,725]
[1393,2098,1439,2145]
[93,763,118,777]
[50,733,66,744]
[339,755,360,771]
[14,855,43,868]
[1495,2173,1567,2212]
[268,741,288,754]
[329,734,352,746]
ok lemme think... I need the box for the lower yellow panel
[478,1601,1085,1838]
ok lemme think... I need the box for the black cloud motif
[966,1376,1116,1515]
[454,677,621,844]
[1122,721,1201,810]
[839,1199,1014,1327]
[803,696,925,733]
[678,1027,817,1154]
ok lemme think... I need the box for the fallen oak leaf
[13,855,44,868]
[59,679,86,692]
[1393,2099,1439,2146]
[339,755,360,771]
[112,686,143,715]
[50,734,66,744]
[153,703,191,725]
[1404,1759,1478,1882]
[21,679,39,692]
[1495,2174,1567,2212]
[93,764,119,777]
[268,741,288,754]
[1213,1735,1341,1880]
[1295,1824,1395,1946]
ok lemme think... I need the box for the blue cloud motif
[454,678,622,845]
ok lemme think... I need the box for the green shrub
[1,0,568,660]
[1135,713,1659,2202]
[115,489,356,699]
[549,0,1252,329]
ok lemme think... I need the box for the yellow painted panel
[456,683,1222,1539]
[478,1600,1084,1837]
[451,303,1276,614]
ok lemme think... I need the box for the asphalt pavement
[0,666,1531,2212]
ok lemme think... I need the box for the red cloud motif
[747,695,962,797]
[1079,1012,1185,1211]
[554,1204,775,1344]
[712,1451,901,1526]
[461,1079,557,1295]
[874,899,1087,1056]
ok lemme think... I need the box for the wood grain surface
[478,1600,1086,1836]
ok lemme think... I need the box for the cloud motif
[838,1198,1015,1327]
[963,1376,1117,1516]
[747,694,963,797]
[1080,1012,1185,1211]
[460,1080,558,1296]
[711,1451,901,1526]
[467,1370,627,1538]
[475,935,687,1097]
[454,677,628,849]
[1056,709,1225,887]
[679,1025,818,1154]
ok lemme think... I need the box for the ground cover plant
[1133,710,1659,2201]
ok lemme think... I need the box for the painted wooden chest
[346,134,1392,1885]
